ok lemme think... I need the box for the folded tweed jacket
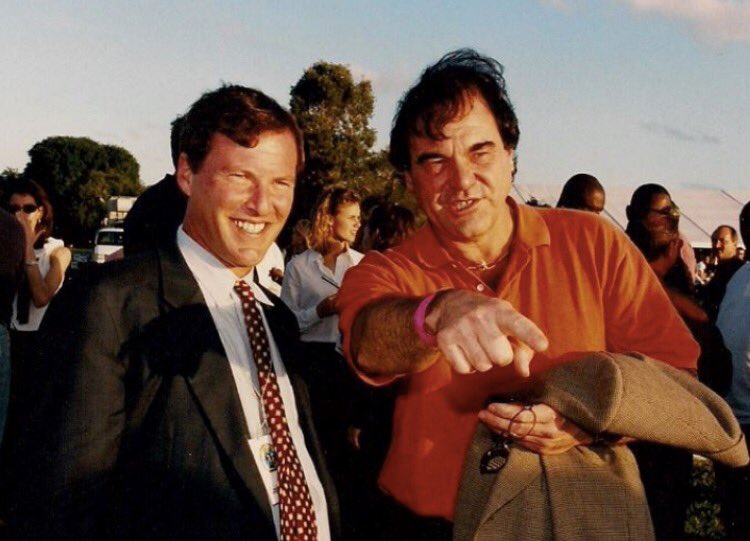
[453,352,748,541]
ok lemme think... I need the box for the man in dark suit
[10,86,339,540]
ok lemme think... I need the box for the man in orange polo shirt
[337,49,699,540]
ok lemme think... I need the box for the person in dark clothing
[556,173,605,214]
[0,208,24,446]
[702,225,744,321]
[123,115,187,256]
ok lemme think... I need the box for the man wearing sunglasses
[337,49,699,540]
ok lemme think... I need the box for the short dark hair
[740,202,750,247]
[389,48,519,173]
[626,183,671,223]
[180,85,303,174]
[4,177,54,247]
[557,174,604,210]
[367,202,416,251]
[712,224,738,242]
[169,115,185,168]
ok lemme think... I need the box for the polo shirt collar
[411,198,551,269]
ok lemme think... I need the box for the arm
[26,246,71,307]
[280,258,325,331]
[352,288,548,378]
[13,274,126,536]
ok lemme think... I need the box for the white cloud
[621,0,750,43]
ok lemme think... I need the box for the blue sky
[2,0,748,191]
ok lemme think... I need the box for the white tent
[511,182,749,249]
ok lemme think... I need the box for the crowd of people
[0,48,748,541]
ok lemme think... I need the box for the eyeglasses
[647,206,680,219]
[7,204,39,214]
[480,404,536,474]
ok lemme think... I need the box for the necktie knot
[234,279,254,301]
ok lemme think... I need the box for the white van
[93,227,125,263]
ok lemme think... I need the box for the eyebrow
[470,141,496,152]
[414,140,496,165]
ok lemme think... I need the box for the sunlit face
[643,193,675,229]
[583,189,606,214]
[9,193,43,231]
[177,131,297,277]
[331,202,361,245]
[404,95,515,252]
[712,226,737,261]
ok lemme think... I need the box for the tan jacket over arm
[454,351,748,541]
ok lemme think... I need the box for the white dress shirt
[280,247,364,343]
[177,229,330,540]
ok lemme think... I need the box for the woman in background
[3,178,71,459]
[281,186,363,537]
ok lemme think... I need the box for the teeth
[453,200,473,211]
[233,220,265,234]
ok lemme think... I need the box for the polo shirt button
[476,284,485,292]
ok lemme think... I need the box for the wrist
[413,293,439,347]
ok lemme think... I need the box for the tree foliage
[289,62,397,228]
[22,136,143,245]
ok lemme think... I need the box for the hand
[316,294,338,318]
[425,290,548,377]
[478,402,592,455]
[15,211,43,252]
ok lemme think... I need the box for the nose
[449,156,476,192]
[246,182,271,215]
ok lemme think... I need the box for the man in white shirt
[716,201,750,541]
[10,86,338,540]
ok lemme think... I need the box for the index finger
[493,308,548,353]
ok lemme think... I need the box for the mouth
[448,198,479,213]
[232,219,266,235]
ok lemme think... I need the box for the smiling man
[337,49,699,539]
[11,86,338,540]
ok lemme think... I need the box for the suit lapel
[156,244,275,527]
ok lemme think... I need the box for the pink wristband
[413,293,438,347]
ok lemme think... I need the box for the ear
[175,153,194,198]
[403,171,414,193]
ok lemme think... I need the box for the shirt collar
[177,227,273,306]
[411,198,551,269]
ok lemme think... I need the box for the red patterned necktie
[234,280,318,541]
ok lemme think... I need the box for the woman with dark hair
[4,178,71,452]
[6,178,71,336]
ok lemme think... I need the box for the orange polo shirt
[337,201,699,521]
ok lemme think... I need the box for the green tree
[23,136,143,245]
[289,62,397,224]
[0,167,23,202]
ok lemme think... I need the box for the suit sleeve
[14,271,128,537]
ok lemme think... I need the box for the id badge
[249,435,280,511]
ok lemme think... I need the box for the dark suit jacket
[9,243,340,540]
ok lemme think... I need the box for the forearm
[350,296,440,377]
[24,261,54,307]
